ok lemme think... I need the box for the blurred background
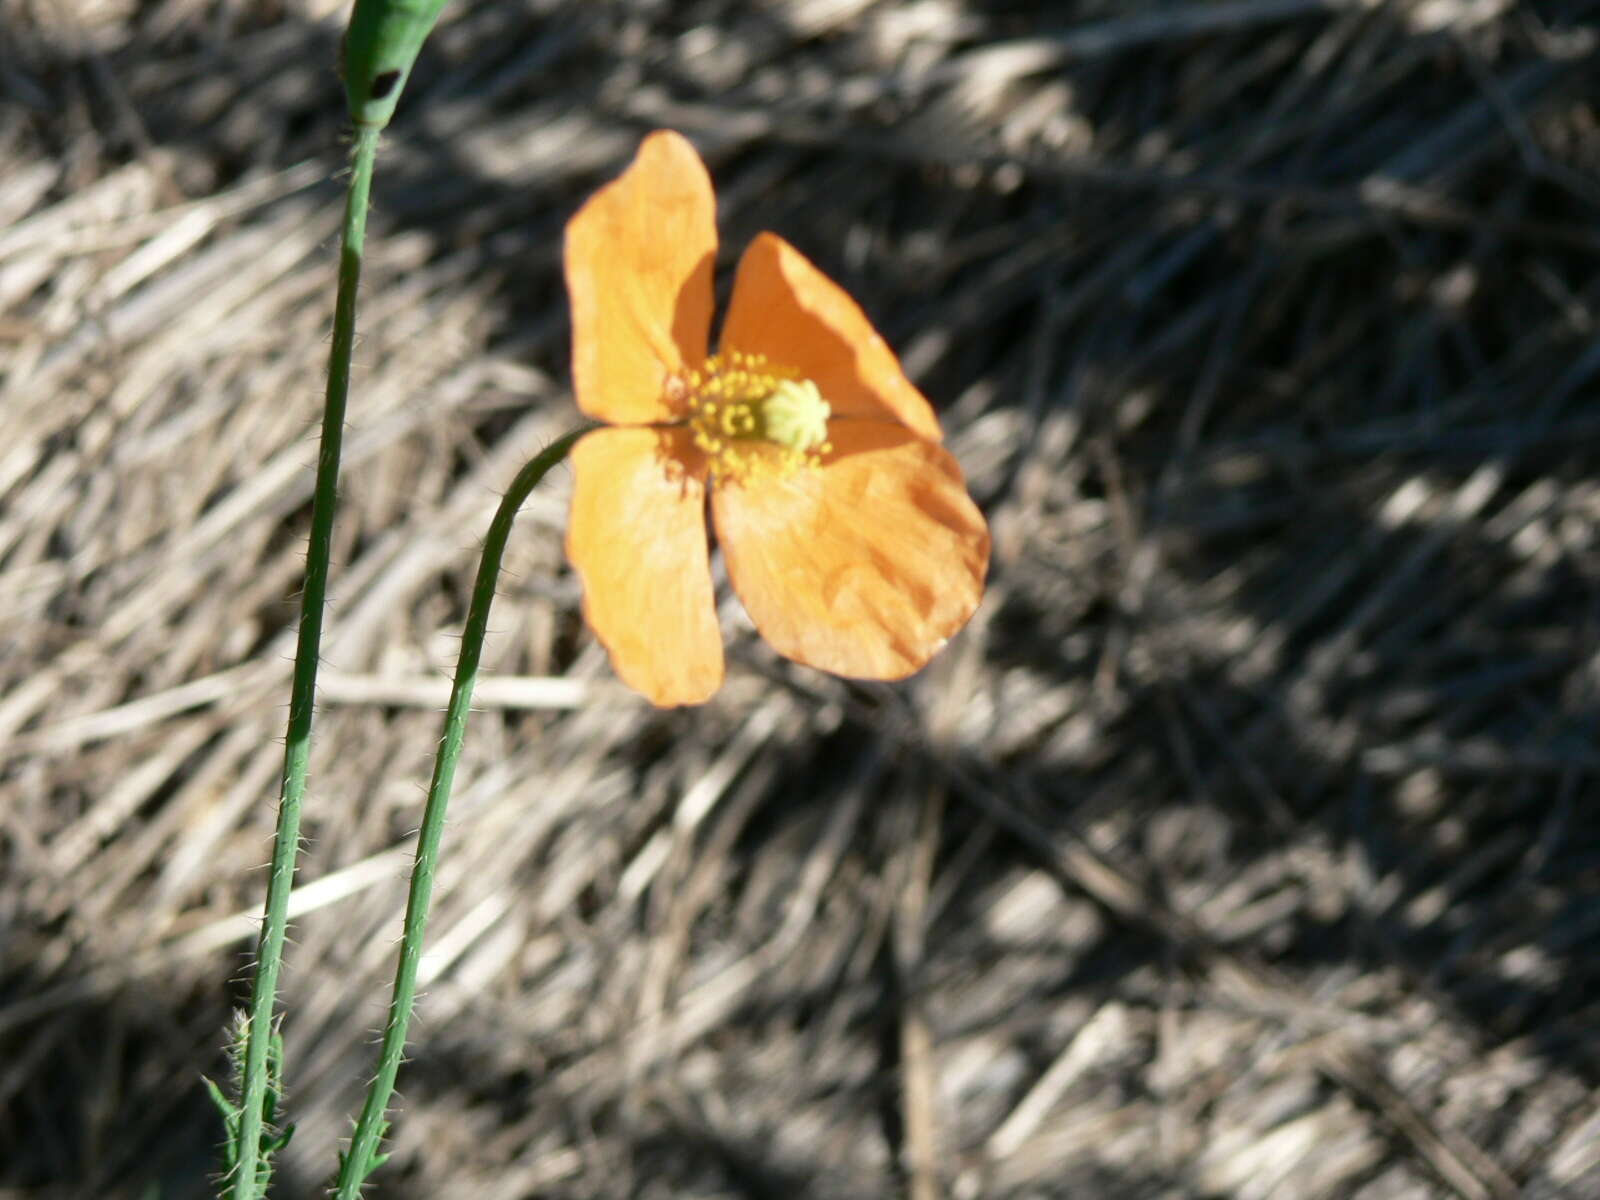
[4,0,1600,1196]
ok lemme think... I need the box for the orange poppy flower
[564,130,990,706]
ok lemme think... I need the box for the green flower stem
[332,425,593,1199]
[229,123,382,1200]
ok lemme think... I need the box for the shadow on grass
[4,0,1600,1195]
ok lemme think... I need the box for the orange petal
[720,233,943,442]
[712,419,988,680]
[564,131,717,425]
[566,427,723,705]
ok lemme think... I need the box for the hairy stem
[229,123,382,1200]
[332,425,592,1198]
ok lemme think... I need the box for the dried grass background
[4,0,1600,1197]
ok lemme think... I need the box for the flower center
[681,352,831,484]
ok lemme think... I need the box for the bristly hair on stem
[223,119,380,1200]
[222,4,485,1195]
[331,425,593,1199]
[210,1015,294,1199]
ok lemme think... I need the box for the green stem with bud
[228,0,459,1190]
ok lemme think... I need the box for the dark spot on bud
[371,70,400,99]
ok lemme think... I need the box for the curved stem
[332,425,593,1198]
[229,123,382,1200]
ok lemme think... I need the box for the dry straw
[6,1,1599,1198]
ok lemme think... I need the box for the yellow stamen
[681,351,832,484]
